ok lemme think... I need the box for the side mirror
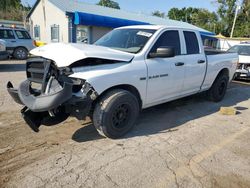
[149,47,175,58]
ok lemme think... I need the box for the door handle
[198,60,205,64]
[11,41,16,43]
[175,62,185,66]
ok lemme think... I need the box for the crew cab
[7,25,238,138]
[227,43,250,79]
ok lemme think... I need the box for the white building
[27,0,215,44]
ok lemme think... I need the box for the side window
[150,30,181,55]
[184,31,200,54]
[51,24,59,42]
[34,25,40,40]
[15,30,31,39]
[0,29,15,39]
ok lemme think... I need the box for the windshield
[94,29,156,54]
[228,45,250,56]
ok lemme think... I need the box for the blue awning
[74,11,150,28]
[73,11,215,36]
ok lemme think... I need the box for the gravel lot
[0,60,250,188]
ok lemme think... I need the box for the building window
[34,25,40,40]
[51,24,59,42]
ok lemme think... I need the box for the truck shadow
[72,83,250,142]
[0,63,25,72]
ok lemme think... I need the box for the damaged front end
[7,58,98,132]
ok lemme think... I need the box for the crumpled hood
[30,43,134,67]
[239,55,250,64]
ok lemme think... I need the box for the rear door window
[150,30,181,55]
[0,29,15,39]
[184,31,200,54]
[15,30,31,39]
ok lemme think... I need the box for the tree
[152,11,165,18]
[168,8,185,21]
[192,9,218,33]
[166,1,249,37]
[216,0,237,36]
[97,0,120,9]
[0,0,21,11]
[215,0,250,37]
[167,7,218,33]
[0,0,31,21]
[233,0,250,37]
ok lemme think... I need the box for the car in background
[228,43,250,79]
[0,26,35,60]
[0,39,9,60]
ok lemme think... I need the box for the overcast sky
[21,0,218,15]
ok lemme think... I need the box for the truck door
[145,30,185,105]
[181,31,206,94]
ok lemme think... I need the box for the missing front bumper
[7,80,94,132]
[7,79,73,111]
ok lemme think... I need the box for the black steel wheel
[111,103,131,130]
[207,74,229,102]
[93,89,139,138]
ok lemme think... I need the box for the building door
[76,26,89,43]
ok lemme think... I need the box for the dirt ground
[0,60,250,188]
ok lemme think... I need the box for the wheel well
[14,46,28,53]
[217,68,229,78]
[92,84,143,111]
[211,68,229,87]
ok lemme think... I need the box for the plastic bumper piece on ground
[7,82,24,105]
[7,80,74,132]
[13,80,73,112]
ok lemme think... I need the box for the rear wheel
[13,47,28,60]
[93,89,139,139]
[207,74,229,102]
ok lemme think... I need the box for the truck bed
[205,49,230,55]
[202,50,238,90]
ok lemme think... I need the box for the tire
[93,89,139,139]
[13,47,28,60]
[207,74,229,102]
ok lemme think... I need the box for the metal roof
[28,0,214,35]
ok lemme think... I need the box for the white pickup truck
[7,25,238,138]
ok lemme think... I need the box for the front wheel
[93,89,139,139]
[207,74,229,102]
[13,47,28,60]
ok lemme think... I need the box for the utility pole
[230,0,241,38]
